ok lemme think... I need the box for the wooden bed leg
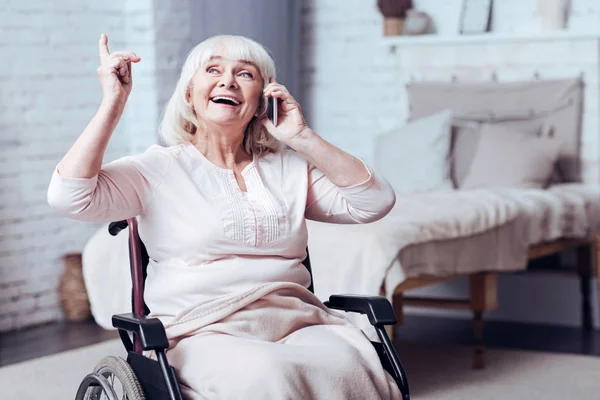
[386,293,404,339]
[577,242,593,330]
[385,325,394,339]
[385,293,404,342]
[469,273,498,370]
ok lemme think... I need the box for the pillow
[460,123,560,189]
[451,119,552,188]
[374,109,454,194]
[406,79,583,183]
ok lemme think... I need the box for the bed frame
[385,230,600,369]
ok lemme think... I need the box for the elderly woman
[48,34,400,399]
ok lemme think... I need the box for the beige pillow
[460,124,560,189]
[407,78,583,183]
[451,119,552,188]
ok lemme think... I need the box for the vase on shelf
[403,9,431,35]
[537,0,570,31]
[377,0,413,36]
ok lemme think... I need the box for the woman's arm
[48,146,170,222]
[261,80,370,187]
[58,34,140,179]
[58,99,126,178]
[284,129,370,188]
[48,34,157,223]
[262,80,395,223]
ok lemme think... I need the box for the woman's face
[188,51,264,130]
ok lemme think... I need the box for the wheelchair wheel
[75,355,145,400]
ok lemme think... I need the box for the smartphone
[266,96,278,126]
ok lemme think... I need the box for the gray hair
[158,35,282,155]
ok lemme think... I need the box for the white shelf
[383,30,600,47]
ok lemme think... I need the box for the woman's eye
[207,67,219,74]
[239,71,253,78]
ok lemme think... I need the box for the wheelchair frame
[76,217,410,400]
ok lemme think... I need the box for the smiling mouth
[210,96,241,106]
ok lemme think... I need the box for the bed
[307,77,600,368]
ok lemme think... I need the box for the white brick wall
[0,0,138,332]
[0,0,201,333]
[124,0,160,153]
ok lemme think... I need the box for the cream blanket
[308,188,525,299]
[307,184,600,333]
[83,236,401,398]
[160,282,401,399]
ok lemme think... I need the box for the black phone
[266,96,277,126]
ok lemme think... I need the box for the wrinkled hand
[97,33,141,104]
[261,79,310,145]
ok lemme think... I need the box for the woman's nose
[219,72,238,89]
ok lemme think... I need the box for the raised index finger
[98,33,110,63]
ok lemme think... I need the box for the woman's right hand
[97,33,141,105]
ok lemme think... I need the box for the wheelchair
[75,217,410,400]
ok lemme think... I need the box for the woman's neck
[193,127,251,170]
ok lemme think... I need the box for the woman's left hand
[261,79,311,145]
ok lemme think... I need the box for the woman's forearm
[288,129,371,187]
[57,99,125,179]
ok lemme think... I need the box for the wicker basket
[59,253,92,322]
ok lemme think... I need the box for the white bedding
[390,184,600,286]
[307,184,600,333]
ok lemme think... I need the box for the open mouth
[210,96,242,106]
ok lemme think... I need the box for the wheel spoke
[105,371,126,400]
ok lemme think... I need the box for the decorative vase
[384,17,405,36]
[377,0,413,36]
[403,9,431,35]
[537,0,569,31]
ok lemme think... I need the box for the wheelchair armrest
[112,313,169,351]
[324,295,398,326]
[108,220,128,236]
